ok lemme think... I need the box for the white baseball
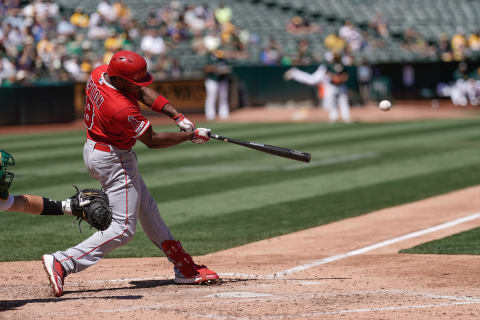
[379,100,392,111]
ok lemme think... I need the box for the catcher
[0,149,112,232]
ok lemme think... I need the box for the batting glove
[192,128,211,144]
[173,113,195,132]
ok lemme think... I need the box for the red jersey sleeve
[112,106,151,139]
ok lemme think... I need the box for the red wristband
[151,95,169,112]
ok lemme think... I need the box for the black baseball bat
[209,133,311,163]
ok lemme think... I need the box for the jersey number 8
[84,97,95,130]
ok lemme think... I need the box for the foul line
[272,212,480,278]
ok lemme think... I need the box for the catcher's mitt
[70,186,112,232]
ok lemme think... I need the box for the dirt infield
[2,102,480,319]
[2,186,480,319]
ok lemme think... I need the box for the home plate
[206,292,273,298]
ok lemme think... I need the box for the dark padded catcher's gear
[0,150,15,200]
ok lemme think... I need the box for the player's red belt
[93,143,111,152]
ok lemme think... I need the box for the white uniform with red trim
[53,65,175,273]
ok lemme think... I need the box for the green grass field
[2,118,480,261]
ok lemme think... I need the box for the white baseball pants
[205,78,229,120]
[53,139,174,274]
[323,84,351,123]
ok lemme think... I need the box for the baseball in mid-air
[379,100,392,111]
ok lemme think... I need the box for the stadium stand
[1,0,480,85]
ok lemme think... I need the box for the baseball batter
[42,50,218,298]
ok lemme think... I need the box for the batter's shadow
[0,295,142,312]
[66,279,175,295]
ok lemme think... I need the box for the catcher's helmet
[107,50,153,86]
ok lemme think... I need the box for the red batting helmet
[107,50,153,86]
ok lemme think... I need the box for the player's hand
[191,128,211,144]
[173,113,195,132]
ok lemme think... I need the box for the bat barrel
[209,133,311,163]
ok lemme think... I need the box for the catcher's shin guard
[161,240,219,284]
[0,150,15,200]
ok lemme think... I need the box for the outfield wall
[0,83,75,126]
[0,61,471,125]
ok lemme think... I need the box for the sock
[0,195,14,211]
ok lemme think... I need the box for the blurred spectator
[192,31,207,55]
[293,39,313,65]
[146,12,162,29]
[113,1,131,21]
[87,15,110,40]
[468,31,480,52]
[286,16,320,35]
[0,55,16,85]
[57,16,75,36]
[324,32,346,53]
[97,0,116,22]
[141,29,166,55]
[204,30,221,52]
[402,28,427,53]
[451,30,468,60]
[104,30,123,51]
[151,54,182,79]
[437,34,453,62]
[215,2,232,25]
[339,20,363,52]
[184,4,206,33]
[260,37,281,65]
[70,7,89,28]
[370,13,389,38]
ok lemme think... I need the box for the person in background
[284,52,351,123]
[357,59,372,105]
[204,49,231,121]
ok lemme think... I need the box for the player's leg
[204,78,218,120]
[466,80,479,106]
[52,148,140,273]
[136,177,219,284]
[323,84,339,122]
[338,86,351,123]
[451,79,467,106]
[43,146,141,297]
[137,177,174,247]
[218,79,229,119]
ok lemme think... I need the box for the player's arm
[138,126,211,148]
[1,194,73,216]
[137,87,195,132]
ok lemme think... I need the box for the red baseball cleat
[175,264,220,285]
[42,254,66,297]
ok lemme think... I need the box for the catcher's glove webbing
[0,150,15,200]
[70,186,113,232]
